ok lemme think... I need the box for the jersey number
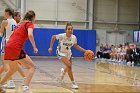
[12,25,16,31]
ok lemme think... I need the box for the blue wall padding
[0,28,96,57]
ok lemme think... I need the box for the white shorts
[56,49,72,60]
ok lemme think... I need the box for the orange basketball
[84,50,94,60]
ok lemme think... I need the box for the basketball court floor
[2,57,140,93]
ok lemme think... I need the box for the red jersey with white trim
[4,22,34,60]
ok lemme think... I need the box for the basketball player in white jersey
[0,8,25,90]
[48,22,87,89]
[13,11,21,24]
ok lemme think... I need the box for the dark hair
[5,8,14,16]
[12,11,20,18]
[14,11,20,16]
[65,22,73,30]
[23,10,35,21]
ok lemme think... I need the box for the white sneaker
[21,86,32,93]
[2,84,8,89]
[118,60,122,63]
[115,60,118,62]
[108,59,112,62]
[21,89,32,93]
[132,61,134,67]
[71,83,78,89]
[127,61,131,66]
[5,80,15,89]
[60,68,65,81]
[112,59,116,62]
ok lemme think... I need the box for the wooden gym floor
[1,57,140,93]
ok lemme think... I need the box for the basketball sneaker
[71,82,78,89]
[2,84,8,89]
[3,80,15,89]
[21,86,32,93]
[127,61,131,66]
[132,61,134,67]
[118,59,122,63]
[7,80,15,89]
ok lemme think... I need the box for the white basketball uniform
[1,18,17,54]
[56,33,77,59]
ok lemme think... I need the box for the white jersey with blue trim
[56,33,77,53]
[1,18,17,54]
[5,18,17,41]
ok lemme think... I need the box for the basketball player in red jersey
[0,10,38,93]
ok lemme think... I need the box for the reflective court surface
[1,57,140,93]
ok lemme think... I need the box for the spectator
[132,44,140,65]
[126,45,133,63]
[96,44,104,58]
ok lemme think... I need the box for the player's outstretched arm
[48,35,56,54]
[28,28,38,54]
[73,43,86,53]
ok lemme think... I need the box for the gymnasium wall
[0,0,138,52]
[0,28,96,57]
[26,0,85,21]
[94,0,138,49]
[0,0,7,17]
[26,0,86,29]
[23,28,96,57]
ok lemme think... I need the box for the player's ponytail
[23,10,35,22]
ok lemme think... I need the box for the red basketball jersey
[4,22,34,60]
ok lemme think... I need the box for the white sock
[8,80,14,84]
[72,81,75,84]
[22,77,26,86]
